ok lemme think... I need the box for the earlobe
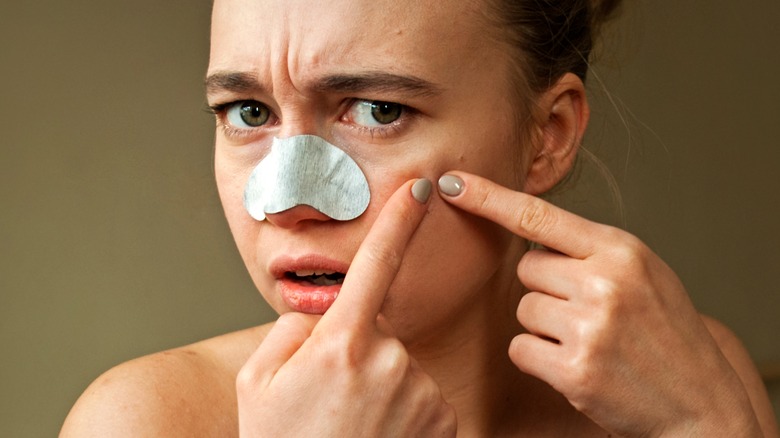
[522,73,590,195]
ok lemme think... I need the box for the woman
[61,0,778,436]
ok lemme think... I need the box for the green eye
[227,100,270,127]
[350,100,404,127]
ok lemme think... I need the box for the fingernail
[411,178,432,203]
[438,174,463,196]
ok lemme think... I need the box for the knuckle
[235,365,259,396]
[474,182,494,213]
[516,199,555,238]
[562,352,601,404]
[323,330,364,370]
[606,229,648,266]
[621,232,647,254]
[600,224,626,241]
[581,276,624,340]
[408,364,440,397]
[436,403,458,437]
[414,377,439,404]
[409,381,457,437]
[374,339,410,380]
[412,376,450,421]
[584,274,621,309]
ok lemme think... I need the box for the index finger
[319,178,431,329]
[437,171,601,259]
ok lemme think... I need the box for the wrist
[663,385,763,437]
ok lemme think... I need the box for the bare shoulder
[701,315,779,438]
[60,323,274,437]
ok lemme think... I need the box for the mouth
[284,270,346,287]
[270,255,351,314]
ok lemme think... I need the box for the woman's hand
[438,171,763,437]
[236,179,456,437]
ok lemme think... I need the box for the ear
[522,73,590,195]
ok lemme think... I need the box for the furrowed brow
[205,71,265,95]
[205,71,442,99]
[314,72,442,98]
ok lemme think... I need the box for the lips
[270,255,350,314]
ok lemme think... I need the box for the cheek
[215,154,246,227]
[382,195,515,340]
[215,152,262,266]
[352,136,520,337]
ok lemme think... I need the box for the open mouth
[284,270,346,286]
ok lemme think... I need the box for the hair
[483,0,625,216]
[479,0,623,129]
[486,0,622,94]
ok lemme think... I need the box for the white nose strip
[243,135,371,221]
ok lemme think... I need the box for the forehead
[208,0,499,86]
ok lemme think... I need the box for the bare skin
[61,0,778,436]
[60,178,778,437]
[60,289,776,436]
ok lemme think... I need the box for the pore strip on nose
[243,135,371,221]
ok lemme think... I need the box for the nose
[243,135,370,225]
[277,111,322,140]
[256,132,334,229]
[264,204,331,228]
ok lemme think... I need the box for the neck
[407,267,527,436]
[401,236,587,437]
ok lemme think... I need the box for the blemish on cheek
[243,135,371,221]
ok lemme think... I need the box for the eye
[347,100,404,127]
[226,100,270,128]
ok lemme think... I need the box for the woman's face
[208,0,532,342]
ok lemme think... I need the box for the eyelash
[207,102,274,140]
[342,99,415,140]
[207,99,416,141]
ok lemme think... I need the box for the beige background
[1,1,778,436]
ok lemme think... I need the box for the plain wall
[1,1,778,436]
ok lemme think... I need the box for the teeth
[288,270,345,286]
[294,270,336,277]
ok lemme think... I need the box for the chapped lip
[270,254,352,314]
[269,254,351,279]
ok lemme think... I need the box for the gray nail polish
[411,178,432,203]
[438,175,463,196]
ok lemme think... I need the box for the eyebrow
[205,71,442,98]
[313,72,442,98]
[205,71,265,95]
